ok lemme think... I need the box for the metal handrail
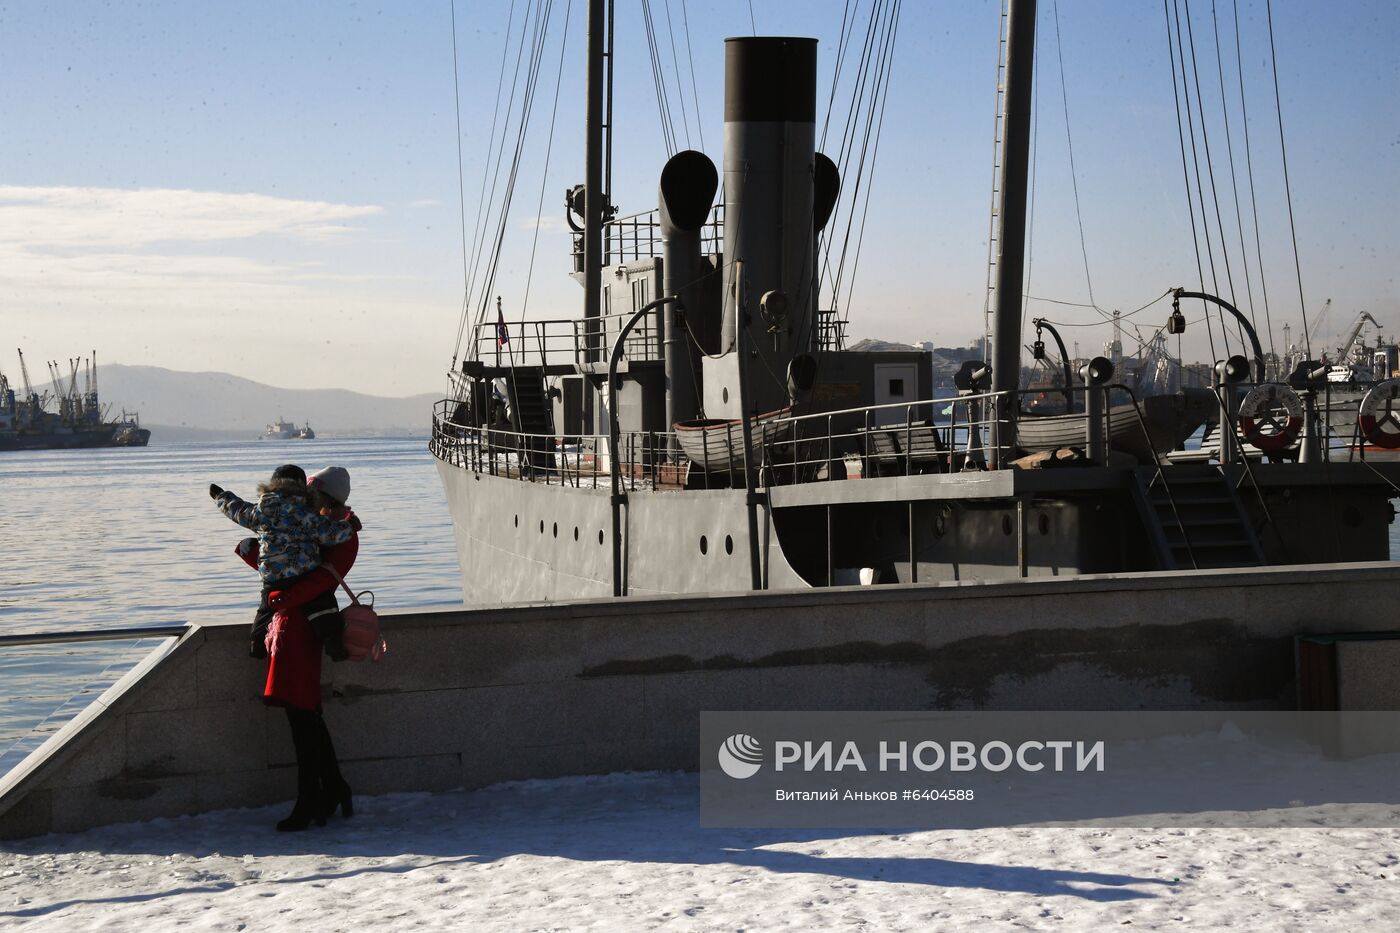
[0,625,187,648]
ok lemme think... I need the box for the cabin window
[888,378,905,397]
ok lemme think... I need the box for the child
[258,466,361,660]
[211,464,358,658]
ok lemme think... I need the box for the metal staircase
[504,367,556,473]
[1132,466,1265,570]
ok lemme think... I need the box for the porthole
[700,535,709,555]
[539,520,545,534]
[933,514,946,537]
[514,514,519,528]
[725,535,734,555]
[599,530,605,545]
[1038,513,1050,535]
[722,387,730,404]
[574,526,579,541]
[1001,515,1013,536]
[552,522,558,538]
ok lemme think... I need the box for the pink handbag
[325,565,387,662]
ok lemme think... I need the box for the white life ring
[1237,383,1304,453]
[1358,379,1400,450]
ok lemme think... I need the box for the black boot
[310,713,353,819]
[279,709,328,832]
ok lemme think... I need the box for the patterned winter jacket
[215,490,355,584]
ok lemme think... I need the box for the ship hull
[435,458,808,604]
[0,426,147,451]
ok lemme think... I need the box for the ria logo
[718,733,764,779]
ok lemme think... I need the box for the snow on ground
[2,771,1399,931]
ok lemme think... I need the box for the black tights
[285,707,345,811]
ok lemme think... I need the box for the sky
[1,0,1397,396]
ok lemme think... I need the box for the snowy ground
[3,771,1399,931]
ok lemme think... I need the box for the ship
[262,417,296,440]
[430,1,1400,605]
[0,350,150,452]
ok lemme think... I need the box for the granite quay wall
[2,561,1398,839]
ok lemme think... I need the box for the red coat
[236,510,359,711]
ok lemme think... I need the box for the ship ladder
[504,367,557,477]
[1131,465,1265,570]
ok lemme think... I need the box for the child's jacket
[216,490,355,583]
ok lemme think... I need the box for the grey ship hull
[436,459,806,603]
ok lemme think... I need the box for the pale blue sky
[2,1,1396,394]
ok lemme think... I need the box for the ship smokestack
[659,150,718,430]
[710,36,817,416]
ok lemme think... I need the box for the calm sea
[2,437,1398,769]
[0,436,462,766]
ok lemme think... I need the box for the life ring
[1237,383,1304,452]
[1358,379,1400,449]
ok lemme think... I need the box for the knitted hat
[308,466,350,504]
[271,464,306,485]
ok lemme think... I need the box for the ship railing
[570,204,726,266]
[431,401,690,491]
[469,308,667,370]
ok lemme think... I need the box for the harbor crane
[1334,311,1383,364]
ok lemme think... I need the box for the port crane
[1333,311,1383,364]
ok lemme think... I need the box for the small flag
[496,303,510,347]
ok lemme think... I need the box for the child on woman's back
[210,464,359,657]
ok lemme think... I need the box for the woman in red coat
[239,465,358,831]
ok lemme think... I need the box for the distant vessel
[0,350,150,452]
[261,417,316,440]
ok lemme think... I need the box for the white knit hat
[307,466,350,504]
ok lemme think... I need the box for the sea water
[2,438,1399,768]
[0,436,462,763]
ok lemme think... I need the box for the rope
[448,0,471,368]
[1051,0,1096,311]
[1164,0,1218,363]
[450,0,519,365]
[1232,0,1280,359]
[644,0,680,155]
[661,0,691,151]
[1265,0,1313,358]
[679,0,705,153]
[1209,0,1263,351]
[518,0,574,322]
[1182,0,1242,346]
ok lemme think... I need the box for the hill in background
[99,364,439,441]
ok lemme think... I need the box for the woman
[237,465,358,831]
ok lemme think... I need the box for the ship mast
[990,0,1037,467]
[582,0,609,364]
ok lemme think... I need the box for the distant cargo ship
[0,350,150,452]
[262,417,315,440]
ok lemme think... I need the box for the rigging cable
[641,0,679,155]
[1265,0,1312,357]
[517,0,574,321]
[474,0,558,329]
[678,0,705,152]
[837,0,902,333]
[1165,0,1219,363]
[661,0,692,150]
[1232,0,1280,359]
[1021,5,1041,351]
[465,0,536,337]
[1051,0,1097,311]
[448,0,471,369]
[450,0,520,365]
[819,0,859,153]
[1209,0,1264,352]
[820,0,888,308]
[1182,0,1244,350]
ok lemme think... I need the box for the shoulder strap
[321,563,359,605]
